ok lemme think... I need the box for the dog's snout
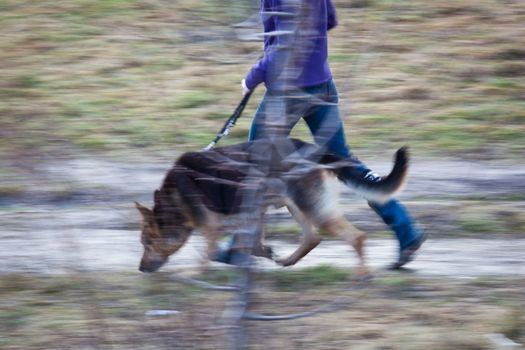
[139,256,166,273]
[139,263,158,273]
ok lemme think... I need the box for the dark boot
[369,199,426,269]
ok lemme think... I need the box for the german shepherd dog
[135,138,408,273]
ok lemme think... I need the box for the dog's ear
[135,202,153,219]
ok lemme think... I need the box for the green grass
[264,265,350,290]
[376,274,421,288]
[457,216,505,234]
[172,91,219,109]
[0,0,523,157]
[265,223,304,238]
[0,184,25,197]
[1,272,524,349]
[500,308,525,341]
[451,202,525,236]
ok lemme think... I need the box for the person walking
[238,0,426,269]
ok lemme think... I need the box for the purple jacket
[244,0,337,90]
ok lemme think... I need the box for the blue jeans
[249,80,351,158]
[249,80,421,252]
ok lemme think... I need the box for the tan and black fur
[136,138,409,273]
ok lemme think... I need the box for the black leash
[203,91,253,151]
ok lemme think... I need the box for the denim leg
[303,103,350,158]
[249,91,294,141]
[302,81,350,158]
[213,243,235,264]
[349,160,421,252]
[369,199,421,251]
[249,92,268,141]
[251,80,349,155]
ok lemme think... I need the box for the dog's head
[135,190,192,273]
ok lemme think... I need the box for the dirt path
[1,205,524,277]
[1,156,524,277]
[1,209,525,277]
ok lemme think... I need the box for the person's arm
[244,54,270,92]
[327,0,338,31]
[243,0,288,92]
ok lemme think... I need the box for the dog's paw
[275,257,294,267]
[253,244,274,260]
[354,265,372,280]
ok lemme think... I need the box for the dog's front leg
[275,202,321,267]
[250,208,274,260]
[190,228,220,274]
[205,230,221,262]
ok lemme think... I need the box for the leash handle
[203,90,253,151]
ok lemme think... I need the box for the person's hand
[241,79,251,95]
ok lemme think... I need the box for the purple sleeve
[245,55,269,91]
[327,0,338,31]
[244,0,278,91]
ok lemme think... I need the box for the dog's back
[166,138,407,215]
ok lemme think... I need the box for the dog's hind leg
[250,207,275,260]
[318,216,368,275]
[275,202,321,267]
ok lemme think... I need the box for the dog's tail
[331,147,409,203]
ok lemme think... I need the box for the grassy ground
[1,0,524,160]
[263,198,525,239]
[1,268,524,349]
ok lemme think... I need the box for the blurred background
[1,0,524,349]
